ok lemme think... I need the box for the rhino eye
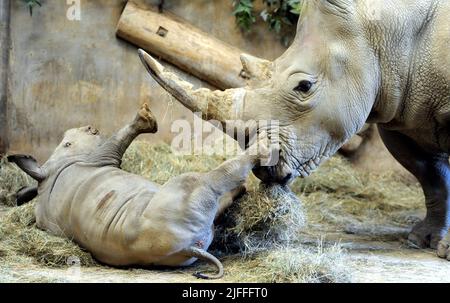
[64,142,72,148]
[294,80,313,93]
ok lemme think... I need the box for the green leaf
[233,0,256,31]
[234,0,302,40]
[22,0,43,16]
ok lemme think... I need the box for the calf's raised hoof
[133,103,158,133]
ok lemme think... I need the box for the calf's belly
[41,167,162,264]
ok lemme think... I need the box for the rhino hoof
[134,103,158,133]
[407,219,446,249]
[437,238,450,261]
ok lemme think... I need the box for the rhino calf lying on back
[8,103,263,279]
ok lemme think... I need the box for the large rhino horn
[138,49,246,124]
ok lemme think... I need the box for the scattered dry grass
[0,202,96,267]
[292,156,423,231]
[0,141,424,282]
[221,242,350,283]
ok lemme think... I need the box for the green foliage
[233,0,302,35]
[22,0,42,16]
[232,0,256,31]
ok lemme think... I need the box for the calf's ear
[7,155,47,182]
[15,186,38,206]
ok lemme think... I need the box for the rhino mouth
[261,142,332,184]
[254,126,331,182]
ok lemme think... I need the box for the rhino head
[8,125,103,203]
[139,0,380,184]
[41,126,103,163]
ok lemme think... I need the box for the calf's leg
[215,185,246,220]
[209,133,272,217]
[89,103,158,166]
[207,154,258,197]
[379,127,450,251]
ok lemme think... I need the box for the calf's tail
[183,246,224,279]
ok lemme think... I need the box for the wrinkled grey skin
[138,0,450,259]
[9,104,261,279]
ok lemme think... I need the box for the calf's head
[139,0,380,184]
[8,125,103,203]
[46,125,103,162]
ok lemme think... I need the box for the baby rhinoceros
[8,103,262,279]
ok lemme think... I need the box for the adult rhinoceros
[138,0,450,259]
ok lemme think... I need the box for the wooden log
[116,1,247,90]
[0,0,10,154]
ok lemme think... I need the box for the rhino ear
[240,54,273,82]
[324,0,353,12]
[7,155,47,182]
[15,186,38,206]
[326,0,352,6]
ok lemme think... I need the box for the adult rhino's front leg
[379,127,450,253]
[438,231,450,260]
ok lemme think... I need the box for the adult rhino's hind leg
[379,127,450,251]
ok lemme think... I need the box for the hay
[291,156,423,231]
[0,202,96,267]
[212,181,305,255]
[222,241,350,283]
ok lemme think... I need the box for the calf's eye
[294,80,313,93]
[64,142,72,148]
